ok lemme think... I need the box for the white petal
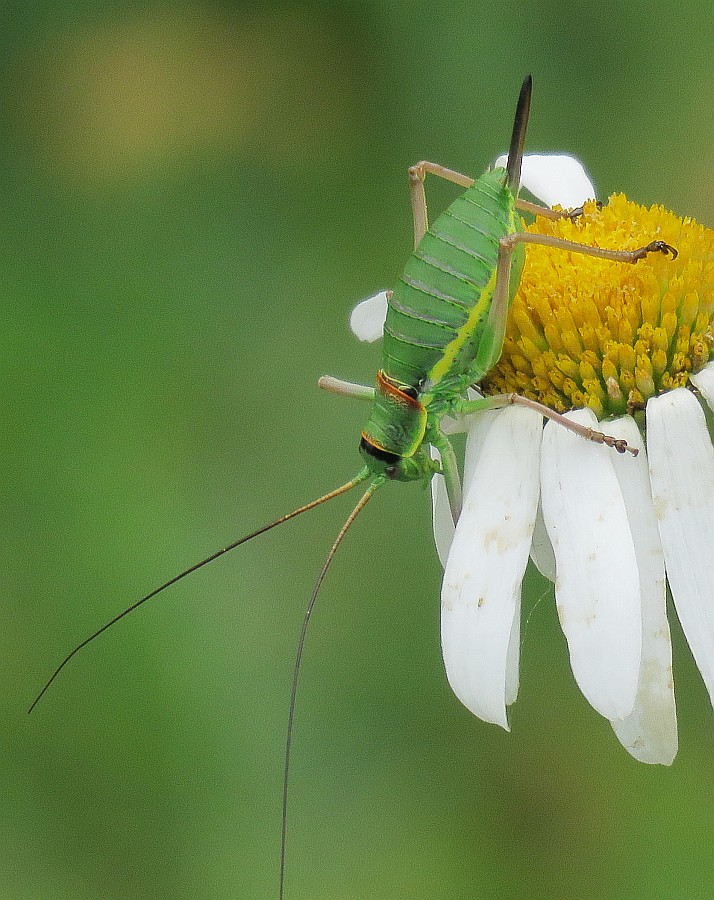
[647,389,714,709]
[441,406,542,729]
[505,600,521,707]
[461,406,496,492]
[689,361,714,411]
[606,417,677,765]
[530,500,556,583]
[494,153,595,209]
[430,446,454,569]
[349,291,388,342]
[540,408,641,721]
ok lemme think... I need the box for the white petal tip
[615,733,678,766]
[349,291,389,342]
[494,153,596,209]
[446,676,510,731]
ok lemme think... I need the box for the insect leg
[430,429,462,522]
[466,234,519,385]
[516,198,560,220]
[408,161,475,246]
[516,197,603,220]
[452,393,639,456]
[468,229,678,390]
[503,231,678,263]
[318,375,375,400]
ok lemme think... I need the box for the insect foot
[565,199,603,220]
[635,239,678,260]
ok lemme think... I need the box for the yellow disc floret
[481,194,714,424]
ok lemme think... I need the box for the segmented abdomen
[382,168,516,388]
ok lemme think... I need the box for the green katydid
[29,75,677,898]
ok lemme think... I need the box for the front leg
[318,375,375,401]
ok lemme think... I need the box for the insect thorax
[359,371,438,482]
[361,370,426,453]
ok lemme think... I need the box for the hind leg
[408,161,474,246]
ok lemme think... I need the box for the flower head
[436,166,714,765]
[481,194,714,419]
[350,155,714,764]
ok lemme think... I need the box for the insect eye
[385,464,398,478]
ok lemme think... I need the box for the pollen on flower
[481,194,714,422]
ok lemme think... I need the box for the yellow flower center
[481,194,714,424]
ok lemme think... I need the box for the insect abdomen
[382,169,516,388]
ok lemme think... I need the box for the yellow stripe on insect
[426,264,499,385]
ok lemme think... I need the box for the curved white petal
[494,153,595,209]
[530,501,556,583]
[606,417,677,765]
[430,446,454,569]
[441,406,542,729]
[461,406,495,492]
[647,388,714,709]
[505,604,521,707]
[349,291,388,342]
[690,361,714,411]
[540,408,641,721]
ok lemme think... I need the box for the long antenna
[279,476,383,900]
[29,469,371,714]
[506,74,532,195]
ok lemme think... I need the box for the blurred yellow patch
[9,9,364,181]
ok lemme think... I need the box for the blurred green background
[5,2,714,898]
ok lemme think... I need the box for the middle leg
[467,228,677,387]
[452,392,639,456]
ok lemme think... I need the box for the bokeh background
[5,2,714,898]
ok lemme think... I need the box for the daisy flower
[351,155,714,765]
